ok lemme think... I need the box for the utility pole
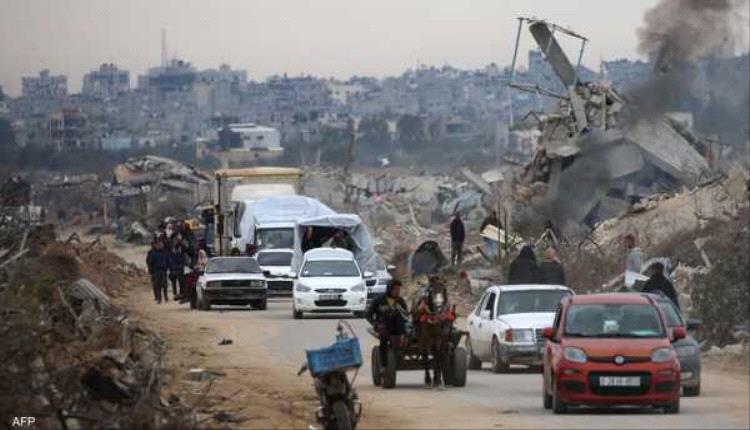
[343,118,358,205]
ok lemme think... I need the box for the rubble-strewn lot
[305,164,750,353]
[0,227,193,429]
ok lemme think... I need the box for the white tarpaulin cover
[293,214,379,273]
[252,196,335,224]
[236,196,335,251]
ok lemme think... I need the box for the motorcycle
[299,321,362,430]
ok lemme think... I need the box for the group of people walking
[508,244,566,286]
[146,219,207,304]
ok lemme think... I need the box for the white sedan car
[466,284,573,372]
[196,257,268,311]
[292,248,370,319]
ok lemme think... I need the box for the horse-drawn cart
[369,325,468,389]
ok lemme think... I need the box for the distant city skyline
[2,0,744,96]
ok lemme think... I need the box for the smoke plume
[629,0,749,116]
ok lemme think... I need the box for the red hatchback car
[542,293,684,414]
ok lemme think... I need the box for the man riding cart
[367,276,468,389]
[366,280,410,380]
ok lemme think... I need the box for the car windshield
[656,299,683,327]
[206,257,261,274]
[257,251,293,266]
[300,260,359,277]
[497,290,571,315]
[256,228,294,250]
[565,303,665,338]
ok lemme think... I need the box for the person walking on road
[508,245,541,284]
[168,234,190,299]
[147,239,170,303]
[641,262,680,309]
[539,246,566,285]
[450,213,465,265]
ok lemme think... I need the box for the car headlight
[651,347,676,363]
[351,283,366,292]
[563,347,587,363]
[510,329,534,343]
[296,283,311,293]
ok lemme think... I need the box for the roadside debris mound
[0,229,190,429]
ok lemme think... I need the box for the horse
[413,282,455,389]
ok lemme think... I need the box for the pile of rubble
[104,156,210,220]
[558,168,749,349]
[511,19,718,232]
[0,227,192,429]
[304,167,499,278]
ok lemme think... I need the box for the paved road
[255,298,749,429]
[106,233,749,429]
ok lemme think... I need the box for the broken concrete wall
[591,168,749,251]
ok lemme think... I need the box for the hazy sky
[0,0,663,96]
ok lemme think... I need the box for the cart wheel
[451,347,468,387]
[382,348,398,389]
[371,346,382,387]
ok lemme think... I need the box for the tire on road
[381,348,398,389]
[253,299,267,311]
[451,346,468,387]
[552,379,568,414]
[543,377,552,409]
[491,337,509,374]
[664,397,680,414]
[371,346,382,387]
[466,337,482,370]
[353,311,366,319]
[332,400,353,430]
[683,384,701,397]
[293,307,303,319]
[197,289,211,311]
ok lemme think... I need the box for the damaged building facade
[509,18,716,230]
[106,156,210,220]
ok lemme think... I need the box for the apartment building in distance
[22,69,68,99]
[82,63,130,99]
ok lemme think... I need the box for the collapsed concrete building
[105,156,210,219]
[510,19,716,228]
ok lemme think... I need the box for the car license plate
[319,294,341,301]
[599,376,641,387]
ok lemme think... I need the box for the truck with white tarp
[239,195,336,296]
[293,214,392,304]
[212,167,301,254]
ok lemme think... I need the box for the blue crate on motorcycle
[306,337,362,375]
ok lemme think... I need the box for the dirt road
[113,241,748,429]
